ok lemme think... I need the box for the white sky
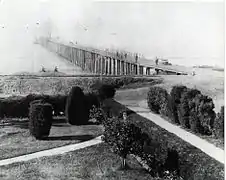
[0,0,224,67]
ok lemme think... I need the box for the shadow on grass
[44,134,94,141]
[10,120,29,129]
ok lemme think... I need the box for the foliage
[84,93,100,111]
[48,94,67,116]
[65,86,88,125]
[92,83,116,101]
[29,102,53,139]
[0,94,67,118]
[103,98,224,180]
[102,118,144,160]
[188,94,216,135]
[89,105,106,124]
[214,106,224,139]
[141,136,169,177]
[177,89,201,128]
[147,87,173,118]
[170,86,188,124]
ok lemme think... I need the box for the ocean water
[0,40,83,75]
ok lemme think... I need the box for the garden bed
[102,99,224,180]
[0,117,103,160]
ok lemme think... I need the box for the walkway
[118,99,224,164]
[0,136,102,167]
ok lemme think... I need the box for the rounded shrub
[170,85,188,124]
[65,86,88,125]
[29,102,53,139]
[214,106,224,139]
[98,84,116,100]
[177,89,201,128]
[147,87,172,117]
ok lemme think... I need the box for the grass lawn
[0,118,103,160]
[0,143,156,180]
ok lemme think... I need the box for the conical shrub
[65,86,88,125]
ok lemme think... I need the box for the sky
[0,0,224,67]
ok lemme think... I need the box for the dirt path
[0,136,102,166]
[118,99,224,164]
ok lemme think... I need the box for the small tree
[102,118,144,170]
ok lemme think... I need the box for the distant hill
[212,67,224,72]
[193,65,224,72]
[193,65,214,69]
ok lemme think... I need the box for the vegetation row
[147,85,224,139]
[1,76,160,95]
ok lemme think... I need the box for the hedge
[1,76,160,95]
[29,102,53,139]
[0,94,67,118]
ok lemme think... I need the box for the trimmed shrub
[29,102,53,139]
[214,106,224,139]
[188,94,215,135]
[178,89,201,128]
[65,86,88,125]
[170,86,188,124]
[147,87,172,118]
